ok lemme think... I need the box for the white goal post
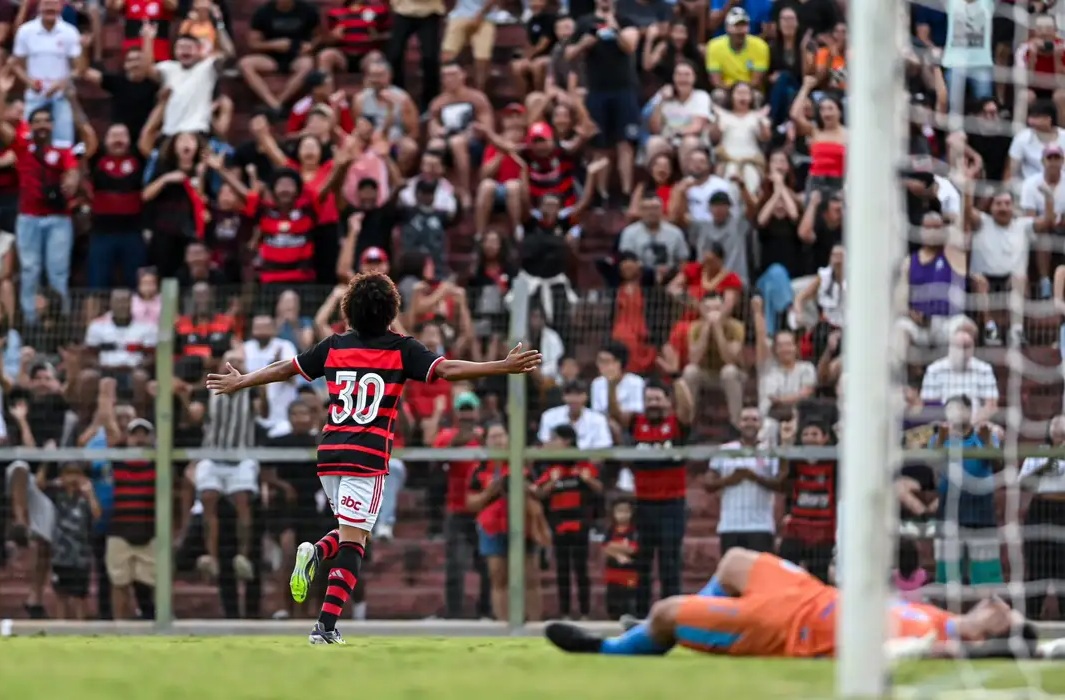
[837,0,906,696]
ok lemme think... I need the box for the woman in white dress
[710,81,771,194]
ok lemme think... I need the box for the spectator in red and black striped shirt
[106,418,157,620]
[535,424,602,620]
[317,0,391,76]
[210,157,319,286]
[525,121,579,209]
[87,123,148,289]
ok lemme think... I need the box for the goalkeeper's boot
[290,541,317,604]
[308,622,345,645]
[545,621,603,654]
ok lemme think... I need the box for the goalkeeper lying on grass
[546,548,1040,660]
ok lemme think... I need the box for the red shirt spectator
[404,374,452,420]
[524,122,578,208]
[467,460,512,536]
[432,423,483,516]
[10,130,77,217]
[287,95,356,135]
[677,259,744,320]
[482,143,523,183]
[122,0,175,61]
[90,152,145,233]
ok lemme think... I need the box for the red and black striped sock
[318,541,365,631]
[314,529,341,561]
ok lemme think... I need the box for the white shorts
[194,459,260,496]
[5,460,55,543]
[319,474,386,532]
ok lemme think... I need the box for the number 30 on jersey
[331,371,386,424]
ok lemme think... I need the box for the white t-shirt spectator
[685,175,733,224]
[156,58,219,135]
[14,17,80,95]
[919,355,999,411]
[709,440,779,534]
[815,265,846,327]
[1019,173,1065,218]
[85,314,158,368]
[658,89,712,139]
[1008,127,1065,181]
[536,326,566,382]
[934,175,961,218]
[590,373,646,416]
[758,360,817,414]
[243,337,298,428]
[537,405,613,448]
[1018,456,1065,494]
[970,213,1034,277]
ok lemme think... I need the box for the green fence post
[154,278,178,631]
[506,275,530,632]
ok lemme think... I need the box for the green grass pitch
[4,637,1065,699]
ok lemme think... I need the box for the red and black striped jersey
[293,330,443,477]
[534,462,598,534]
[109,460,156,546]
[326,2,391,57]
[525,146,578,208]
[630,413,688,501]
[244,190,319,285]
[91,154,144,233]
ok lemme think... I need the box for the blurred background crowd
[3,0,1065,624]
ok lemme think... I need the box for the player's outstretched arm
[206,359,298,395]
[435,342,542,382]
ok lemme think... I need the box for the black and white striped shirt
[204,390,256,451]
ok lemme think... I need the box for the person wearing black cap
[207,154,319,286]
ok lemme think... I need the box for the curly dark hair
[341,272,401,337]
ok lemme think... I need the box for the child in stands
[50,462,101,620]
[603,497,638,620]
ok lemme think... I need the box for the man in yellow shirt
[705,7,769,90]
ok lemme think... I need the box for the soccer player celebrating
[545,548,1038,660]
[206,272,541,644]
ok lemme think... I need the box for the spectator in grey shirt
[690,190,750,284]
[618,193,690,282]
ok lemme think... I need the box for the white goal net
[841,0,1065,696]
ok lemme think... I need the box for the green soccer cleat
[289,542,317,604]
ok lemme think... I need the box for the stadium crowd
[3,0,1065,624]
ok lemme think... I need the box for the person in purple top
[896,211,970,350]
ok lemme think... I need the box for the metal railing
[1,277,1062,631]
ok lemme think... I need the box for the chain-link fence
[0,273,1063,628]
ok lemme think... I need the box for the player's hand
[501,342,542,374]
[205,362,245,395]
